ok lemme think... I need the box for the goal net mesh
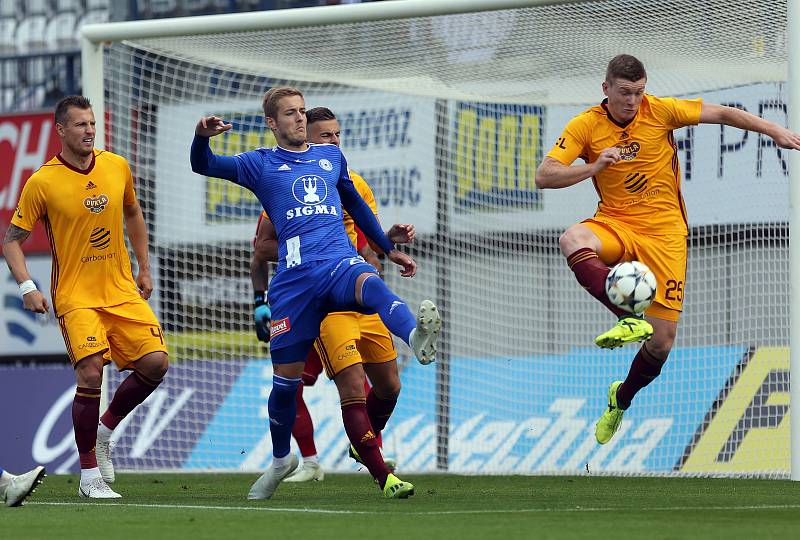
[97,0,790,477]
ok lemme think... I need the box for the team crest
[83,194,109,214]
[319,159,333,171]
[292,175,328,206]
[616,141,641,161]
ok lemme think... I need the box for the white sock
[80,467,101,484]
[97,421,114,442]
[407,328,416,347]
[303,455,318,464]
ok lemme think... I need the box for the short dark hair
[306,107,337,125]
[606,54,647,83]
[262,86,303,119]
[54,95,92,125]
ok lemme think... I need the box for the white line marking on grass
[29,502,800,515]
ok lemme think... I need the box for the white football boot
[78,476,121,499]
[284,460,324,483]
[410,300,441,365]
[247,454,299,499]
[4,466,46,507]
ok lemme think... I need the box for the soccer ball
[605,261,657,314]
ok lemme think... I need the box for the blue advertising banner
[0,346,761,475]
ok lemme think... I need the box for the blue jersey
[233,144,357,271]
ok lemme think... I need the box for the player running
[190,87,441,499]
[251,106,402,485]
[536,54,800,445]
[4,96,169,498]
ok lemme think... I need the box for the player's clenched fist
[593,147,621,173]
[253,292,271,343]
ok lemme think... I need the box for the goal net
[88,0,792,477]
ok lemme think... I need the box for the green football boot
[382,473,415,499]
[595,316,653,349]
[595,381,625,444]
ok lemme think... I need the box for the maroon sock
[566,248,629,318]
[341,400,389,487]
[101,371,161,430]
[366,386,397,440]
[73,387,101,469]
[292,383,318,458]
[616,344,666,410]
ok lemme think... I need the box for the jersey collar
[601,98,635,129]
[57,151,96,175]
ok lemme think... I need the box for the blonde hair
[262,86,304,119]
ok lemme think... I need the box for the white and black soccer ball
[605,261,657,314]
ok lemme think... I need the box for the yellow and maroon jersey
[342,170,379,247]
[547,94,702,236]
[11,149,141,316]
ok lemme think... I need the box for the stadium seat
[184,0,212,13]
[86,0,110,9]
[15,15,48,53]
[150,0,179,17]
[78,8,110,30]
[54,0,81,13]
[0,17,17,55]
[46,11,79,51]
[0,0,16,19]
[24,0,48,16]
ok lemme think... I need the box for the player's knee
[355,272,379,304]
[138,352,169,382]
[558,226,583,256]
[373,379,401,400]
[559,224,599,257]
[647,330,676,360]
[74,356,104,388]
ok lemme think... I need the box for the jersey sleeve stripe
[43,216,60,316]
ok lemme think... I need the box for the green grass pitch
[2,473,800,539]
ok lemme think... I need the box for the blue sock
[360,276,416,346]
[268,374,301,459]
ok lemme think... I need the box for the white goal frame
[80,0,800,479]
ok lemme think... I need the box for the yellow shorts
[583,217,687,322]
[58,298,168,369]
[314,311,397,379]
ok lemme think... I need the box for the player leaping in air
[536,54,800,445]
[251,107,399,485]
[190,87,441,500]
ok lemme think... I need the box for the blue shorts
[267,256,378,360]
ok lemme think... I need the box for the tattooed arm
[3,224,49,313]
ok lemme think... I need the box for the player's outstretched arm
[2,224,49,313]
[699,103,800,150]
[123,201,153,300]
[535,153,619,190]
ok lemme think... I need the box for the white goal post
[79,0,800,478]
